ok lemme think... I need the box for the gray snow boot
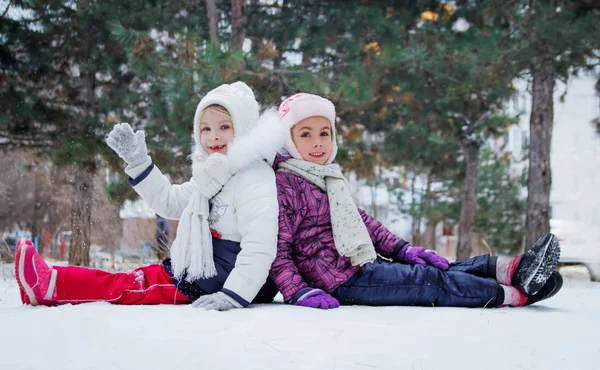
[525,271,563,305]
[512,233,561,295]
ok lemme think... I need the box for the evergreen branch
[241,69,309,77]
[1,0,11,19]
[420,66,465,87]
[35,98,92,111]
[241,63,351,78]
[469,112,491,133]
[58,4,77,14]
[502,7,542,48]
[0,133,55,148]
[117,0,177,20]
[13,17,44,23]
[108,21,147,46]
[501,0,521,9]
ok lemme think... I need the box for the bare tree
[0,151,125,264]
[90,169,122,254]
[205,0,219,45]
[231,0,246,50]
[0,151,73,260]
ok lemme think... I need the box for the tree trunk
[525,56,554,250]
[273,0,289,70]
[416,171,434,245]
[370,165,380,219]
[424,220,437,251]
[231,0,245,50]
[370,184,377,219]
[409,172,420,244]
[456,138,480,261]
[422,170,436,249]
[301,2,319,69]
[205,0,218,45]
[69,6,97,265]
[69,161,95,266]
[30,169,42,243]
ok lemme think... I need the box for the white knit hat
[192,81,259,157]
[278,93,338,164]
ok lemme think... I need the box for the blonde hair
[202,104,231,118]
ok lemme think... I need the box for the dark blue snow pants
[331,255,501,308]
[162,238,278,304]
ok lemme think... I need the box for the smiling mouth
[310,152,325,158]
[210,145,227,151]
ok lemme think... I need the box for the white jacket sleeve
[222,163,279,305]
[124,157,195,220]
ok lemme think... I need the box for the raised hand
[106,123,150,167]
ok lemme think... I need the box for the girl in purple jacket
[269,93,562,310]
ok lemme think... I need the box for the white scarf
[277,159,377,266]
[169,156,228,282]
[170,109,286,282]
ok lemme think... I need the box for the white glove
[205,153,235,185]
[106,123,150,167]
[192,292,242,311]
[192,153,235,198]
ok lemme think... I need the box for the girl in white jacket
[14,81,285,311]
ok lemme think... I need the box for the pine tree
[243,1,526,257]
[475,148,527,255]
[0,0,161,265]
[376,3,521,259]
[497,0,600,249]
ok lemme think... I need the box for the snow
[0,263,598,370]
[452,18,471,33]
[119,199,157,219]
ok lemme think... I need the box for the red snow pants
[54,264,190,305]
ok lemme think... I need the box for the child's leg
[331,259,502,308]
[15,238,188,306]
[448,254,494,278]
[495,233,560,295]
[451,233,560,296]
[55,264,190,305]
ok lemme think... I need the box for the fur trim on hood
[191,107,286,168]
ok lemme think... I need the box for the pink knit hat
[278,93,338,164]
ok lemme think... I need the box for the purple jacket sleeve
[358,208,405,259]
[269,177,310,302]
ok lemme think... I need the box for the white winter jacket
[125,157,278,305]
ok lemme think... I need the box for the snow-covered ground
[1,263,598,370]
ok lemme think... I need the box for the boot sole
[16,239,39,306]
[526,271,563,305]
[19,286,29,305]
[513,233,560,295]
[543,271,563,301]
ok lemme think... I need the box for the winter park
[1,1,600,370]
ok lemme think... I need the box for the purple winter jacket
[270,154,403,302]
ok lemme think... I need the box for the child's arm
[220,164,279,307]
[359,208,449,269]
[358,208,408,259]
[107,123,194,220]
[125,158,195,220]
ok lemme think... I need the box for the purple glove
[292,288,340,310]
[398,243,450,270]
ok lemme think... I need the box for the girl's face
[291,116,333,165]
[199,107,235,154]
